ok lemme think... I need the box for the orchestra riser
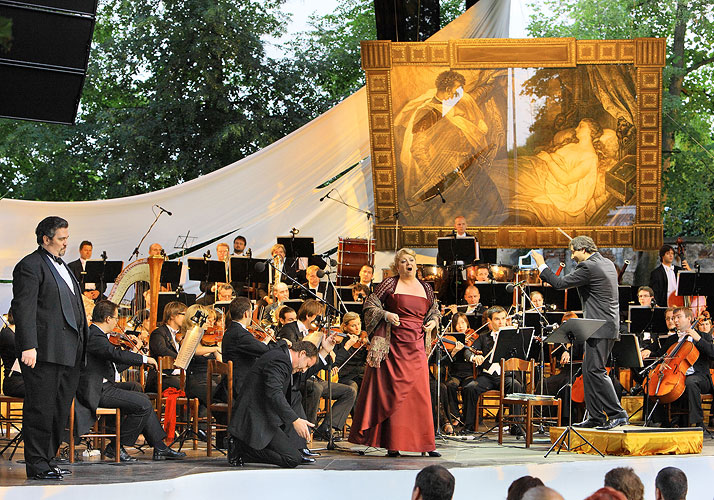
[3,443,714,499]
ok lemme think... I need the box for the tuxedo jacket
[67,259,84,284]
[222,321,276,392]
[649,264,683,308]
[77,324,143,414]
[302,281,334,305]
[11,248,88,366]
[539,252,619,339]
[228,344,324,450]
[470,331,496,376]
[277,321,303,345]
[149,324,179,361]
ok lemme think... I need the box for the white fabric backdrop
[0,0,511,311]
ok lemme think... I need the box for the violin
[201,325,224,346]
[108,329,140,351]
[464,328,478,347]
[249,319,277,343]
[431,334,481,355]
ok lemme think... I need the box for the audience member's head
[507,475,544,500]
[521,486,564,500]
[655,467,687,500]
[604,467,644,500]
[411,465,455,500]
[584,487,628,500]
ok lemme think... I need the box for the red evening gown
[348,293,435,452]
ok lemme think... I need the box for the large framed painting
[361,38,665,250]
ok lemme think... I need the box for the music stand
[544,318,606,458]
[157,291,196,320]
[187,258,226,284]
[83,260,122,294]
[628,306,668,335]
[489,327,533,363]
[160,261,183,289]
[437,237,477,265]
[230,256,268,296]
[677,271,714,296]
[277,237,314,260]
[476,282,512,307]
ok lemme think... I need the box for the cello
[646,318,701,404]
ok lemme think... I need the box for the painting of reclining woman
[392,67,509,226]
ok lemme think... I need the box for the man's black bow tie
[47,253,64,265]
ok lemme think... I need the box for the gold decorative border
[361,38,665,250]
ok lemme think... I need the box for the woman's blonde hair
[341,311,361,331]
[182,304,210,333]
[391,247,417,274]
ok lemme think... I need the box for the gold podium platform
[549,425,703,456]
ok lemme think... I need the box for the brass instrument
[147,255,164,333]
[268,255,284,297]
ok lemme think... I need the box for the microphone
[290,227,300,236]
[505,281,526,293]
[101,250,107,261]
[155,204,173,216]
[436,187,446,204]
[254,260,268,273]
[650,298,657,310]
[319,189,334,202]
[316,269,337,278]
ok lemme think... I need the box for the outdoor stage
[1,431,713,500]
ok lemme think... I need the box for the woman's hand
[385,312,400,326]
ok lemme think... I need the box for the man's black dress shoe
[421,451,441,457]
[386,450,401,457]
[52,466,72,475]
[573,419,603,428]
[105,444,137,462]
[300,456,316,464]
[153,447,187,460]
[596,416,629,430]
[31,470,63,480]
[300,448,320,458]
[196,429,208,442]
[510,425,525,437]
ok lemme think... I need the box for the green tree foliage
[527,0,714,239]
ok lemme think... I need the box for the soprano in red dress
[348,274,439,453]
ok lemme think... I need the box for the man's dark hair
[297,299,323,321]
[35,216,68,246]
[229,297,251,323]
[435,70,465,92]
[486,305,506,320]
[507,475,544,500]
[92,300,118,324]
[655,467,687,500]
[360,264,374,272]
[162,301,187,325]
[5,308,14,326]
[79,240,92,250]
[604,467,644,500]
[569,235,598,253]
[290,340,318,358]
[278,306,296,321]
[234,235,246,245]
[413,465,455,500]
[659,244,675,261]
[637,286,654,297]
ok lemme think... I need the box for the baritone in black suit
[11,217,88,478]
[536,242,627,424]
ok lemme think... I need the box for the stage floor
[2,429,714,494]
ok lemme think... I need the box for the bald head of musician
[273,282,290,302]
[233,236,247,256]
[464,285,480,306]
[216,243,230,263]
[637,286,655,307]
[453,215,468,238]
[148,243,163,256]
[359,264,374,286]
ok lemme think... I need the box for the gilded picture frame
[361,37,665,250]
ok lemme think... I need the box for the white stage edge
[1,454,712,500]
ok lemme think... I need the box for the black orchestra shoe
[153,447,187,460]
[196,429,208,442]
[105,444,137,462]
[509,425,525,438]
[300,456,316,465]
[629,384,643,396]
[30,470,63,480]
[573,419,604,428]
[596,416,629,430]
[51,466,72,475]
[421,450,441,457]
[300,448,321,458]
[386,450,401,457]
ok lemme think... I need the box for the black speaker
[0,1,98,124]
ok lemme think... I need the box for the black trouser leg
[99,381,167,447]
[685,372,713,425]
[583,338,624,421]
[235,431,302,468]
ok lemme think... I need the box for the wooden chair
[157,356,199,450]
[68,399,121,463]
[206,359,233,456]
[475,388,501,432]
[0,395,24,458]
[499,358,562,448]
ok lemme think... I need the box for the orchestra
[4,215,714,476]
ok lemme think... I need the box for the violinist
[443,312,476,431]
[333,312,369,403]
[649,307,714,428]
[277,299,322,344]
[650,244,690,309]
[461,306,524,436]
[698,310,712,334]
[147,301,187,392]
[184,304,223,436]
[222,297,284,396]
[74,300,186,462]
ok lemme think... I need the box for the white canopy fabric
[0,0,510,311]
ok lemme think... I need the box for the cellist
[648,307,714,428]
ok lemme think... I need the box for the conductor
[532,236,628,430]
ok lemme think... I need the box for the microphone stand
[428,315,454,443]
[128,208,166,262]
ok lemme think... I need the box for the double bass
[667,238,706,315]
